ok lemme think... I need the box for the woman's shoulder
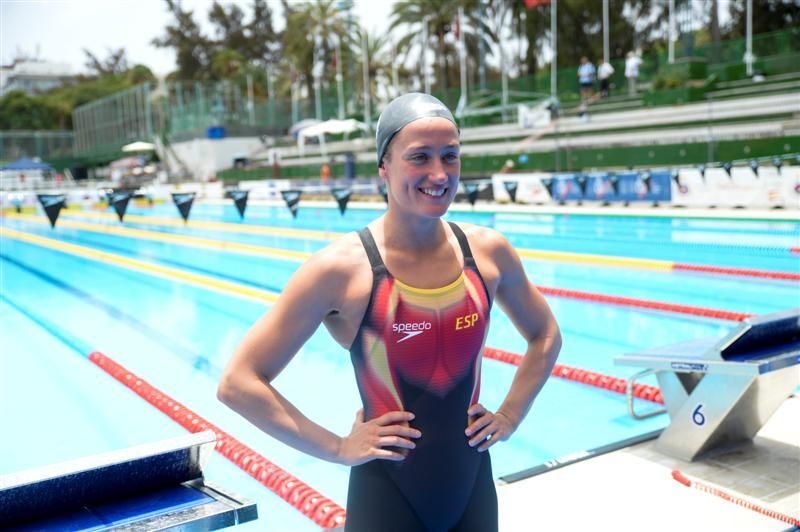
[304,230,370,279]
[452,221,509,252]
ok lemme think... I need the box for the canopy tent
[0,157,54,172]
[297,119,369,156]
[122,141,156,152]
[288,118,322,139]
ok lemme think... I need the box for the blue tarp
[0,157,54,171]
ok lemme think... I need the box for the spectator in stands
[345,152,356,180]
[320,162,331,184]
[577,56,595,103]
[625,51,642,96]
[597,59,615,98]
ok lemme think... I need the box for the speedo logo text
[393,321,432,343]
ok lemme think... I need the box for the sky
[0,0,394,75]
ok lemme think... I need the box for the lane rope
[88,351,347,529]
[3,226,754,323]
[673,262,800,281]
[535,285,753,322]
[36,211,798,281]
[672,470,800,527]
[482,347,664,404]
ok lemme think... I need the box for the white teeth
[420,188,446,197]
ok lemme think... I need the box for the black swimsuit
[345,222,498,532]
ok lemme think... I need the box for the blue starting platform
[616,309,800,461]
[0,431,257,530]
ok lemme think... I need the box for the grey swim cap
[375,92,457,167]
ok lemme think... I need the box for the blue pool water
[1,203,798,531]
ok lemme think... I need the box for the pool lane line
[2,226,753,322]
[0,293,93,356]
[0,227,279,305]
[88,350,347,528]
[8,214,309,262]
[43,211,800,281]
[57,211,338,241]
[0,253,224,375]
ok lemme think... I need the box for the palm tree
[390,0,464,93]
[347,26,392,114]
[280,0,348,109]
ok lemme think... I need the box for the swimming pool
[1,202,798,530]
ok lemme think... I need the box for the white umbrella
[122,141,156,152]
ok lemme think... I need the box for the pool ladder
[626,369,667,420]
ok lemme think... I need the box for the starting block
[0,431,257,530]
[615,309,800,461]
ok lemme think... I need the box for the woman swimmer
[218,92,562,532]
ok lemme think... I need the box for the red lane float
[483,347,664,405]
[88,351,347,530]
[673,262,800,281]
[672,470,800,527]
[535,285,753,322]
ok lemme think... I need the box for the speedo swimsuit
[345,222,498,532]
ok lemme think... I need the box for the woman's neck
[380,210,447,253]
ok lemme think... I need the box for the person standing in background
[321,162,331,185]
[597,59,615,99]
[625,51,642,96]
[577,56,596,103]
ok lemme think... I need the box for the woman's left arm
[466,231,562,451]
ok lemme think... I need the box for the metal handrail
[627,369,668,420]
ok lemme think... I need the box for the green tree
[152,0,213,80]
[0,91,61,130]
[126,64,157,85]
[244,0,280,67]
[349,26,391,110]
[390,0,464,93]
[521,0,668,76]
[83,47,129,76]
[210,48,246,80]
[724,0,800,38]
[280,0,348,104]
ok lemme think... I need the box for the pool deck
[497,395,800,532]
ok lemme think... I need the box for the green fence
[220,135,800,182]
[0,130,74,163]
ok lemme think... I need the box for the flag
[226,189,250,219]
[463,182,480,206]
[541,177,556,197]
[110,191,133,222]
[503,181,518,203]
[281,189,302,218]
[331,187,352,215]
[171,192,196,222]
[37,193,66,228]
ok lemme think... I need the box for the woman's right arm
[217,242,418,465]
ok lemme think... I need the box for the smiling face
[378,117,460,219]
